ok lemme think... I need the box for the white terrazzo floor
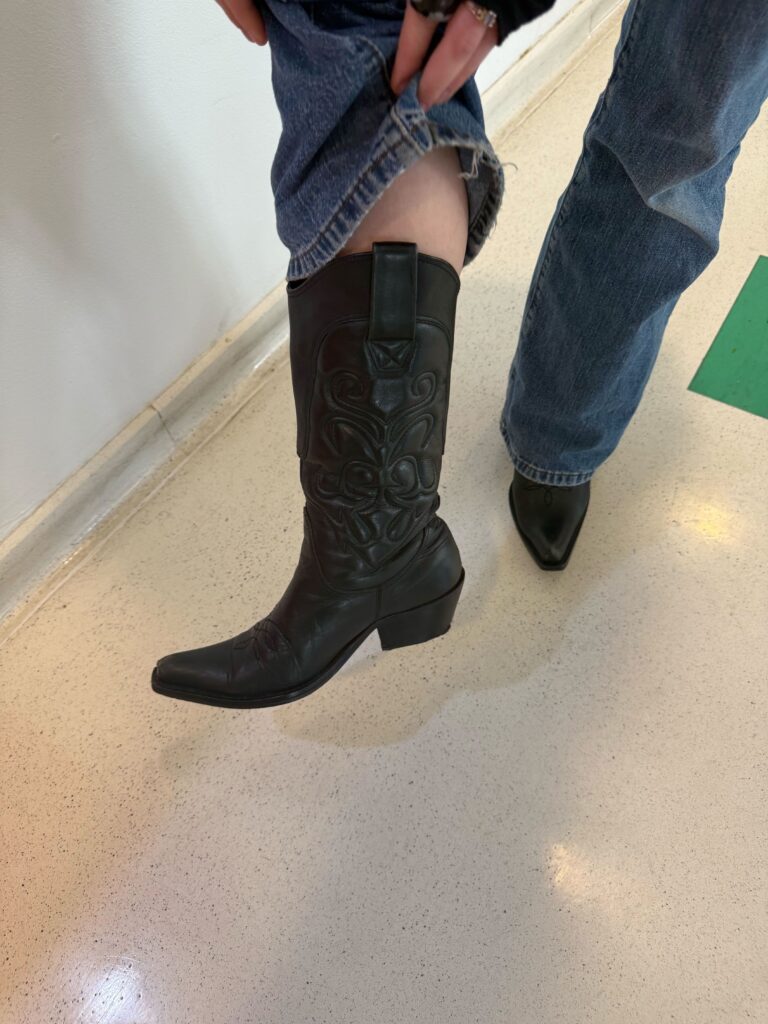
[2,21,767,1024]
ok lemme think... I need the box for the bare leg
[341,147,468,274]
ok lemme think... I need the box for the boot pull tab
[365,242,418,377]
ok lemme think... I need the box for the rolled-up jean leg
[260,0,504,280]
[501,0,768,485]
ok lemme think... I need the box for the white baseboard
[0,0,624,641]
[0,286,289,638]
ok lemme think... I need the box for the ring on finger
[465,1,498,29]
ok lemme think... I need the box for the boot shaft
[287,244,460,587]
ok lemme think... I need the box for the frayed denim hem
[286,84,504,281]
[500,420,595,487]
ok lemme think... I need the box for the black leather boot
[152,243,464,707]
[509,471,590,571]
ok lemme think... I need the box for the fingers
[418,4,496,109]
[391,4,438,95]
[429,26,497,108]
[215,0,268,45]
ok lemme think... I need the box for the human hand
[391,2,498,110]
[214,0,268,44]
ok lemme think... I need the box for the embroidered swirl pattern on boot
[306,367,441,575]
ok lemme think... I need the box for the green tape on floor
[689,256,768,419]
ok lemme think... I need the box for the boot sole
[151,570,464,709]
[509,485,589,572]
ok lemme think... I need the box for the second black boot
[509,471,590,571]
[152,243,464,707]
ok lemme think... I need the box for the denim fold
[262,0,504,280]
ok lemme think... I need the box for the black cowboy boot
[152,243,464,707]
[509,471,590,571]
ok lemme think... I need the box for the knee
[595,124,739,253]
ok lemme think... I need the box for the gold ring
[466,2,498,29]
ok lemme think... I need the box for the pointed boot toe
[152,621,310,708]
[509,471,590,571]
[152,637,233,703]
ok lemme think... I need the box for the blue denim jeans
[262,0,503,280]
[501,0,768,485]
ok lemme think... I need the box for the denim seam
[513,457,590,483]
[391,102,435,158]
[520,0,648,335]
[501,424,593,484]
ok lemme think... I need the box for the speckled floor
[2,24,768,1024]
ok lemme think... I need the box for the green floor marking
[688,255,768,420]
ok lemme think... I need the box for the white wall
[0,0,581,545]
